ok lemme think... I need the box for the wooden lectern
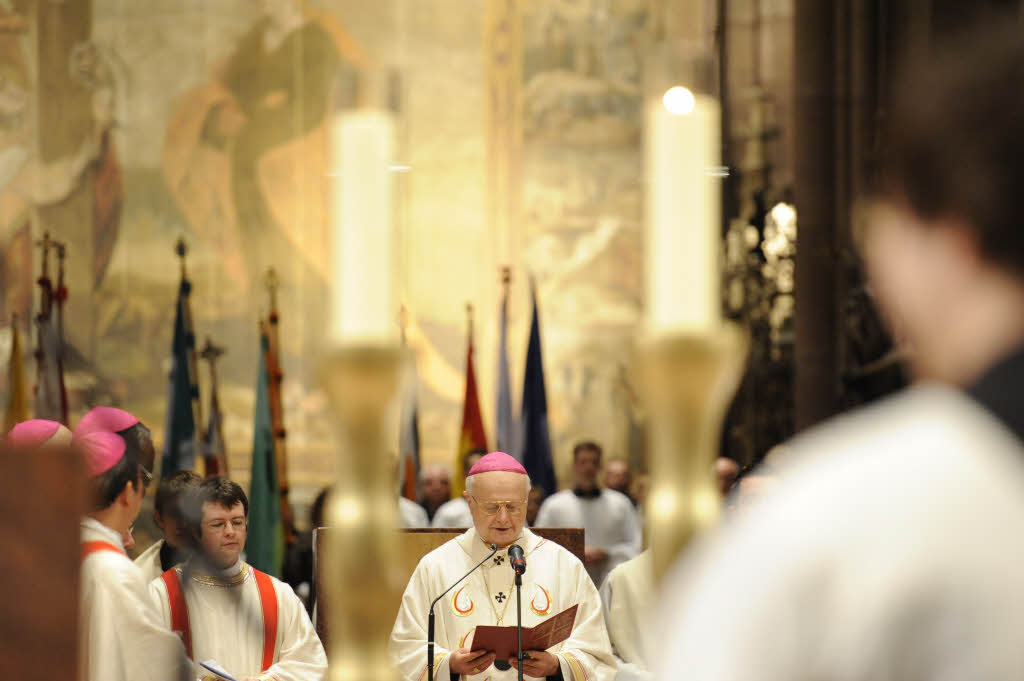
[314,527,584,651]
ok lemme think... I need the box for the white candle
[644,88,722,336]
[329,110,397,346]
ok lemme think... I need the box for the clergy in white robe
[150,477,327,681]
[74,407,192,681]
[535,442,641,586]
[401,495,431,527]
[390,451,616,681]
[136,470,202,582]
[430,496,473,528]
[598,551,653,681]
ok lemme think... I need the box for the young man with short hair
[150,477,327,681]
[135,470,202,582]
[534,441,641,586]
[75,406,191,681]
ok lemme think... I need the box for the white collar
[80,516,125,549]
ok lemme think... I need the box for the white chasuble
[80,518,192,681]
[389,527,616,681]
[149,559,327,681]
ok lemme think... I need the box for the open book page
[471,604,579,659]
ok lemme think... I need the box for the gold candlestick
[321,345,404,681]
[642,324,747,582]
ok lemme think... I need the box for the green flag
[247,332,283,576]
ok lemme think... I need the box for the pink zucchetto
[467,451,527,476]
[5,419,73,449]
[72,406,140,478]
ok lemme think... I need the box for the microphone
[428,543,499,681]
[509,544,526,575]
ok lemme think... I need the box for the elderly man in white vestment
[150,477,327,681]
[389,451,616,681]
[74,407,192,681]
[655,24,1024,681]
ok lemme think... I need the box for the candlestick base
[320,344,404,681]
[641,323,748,582]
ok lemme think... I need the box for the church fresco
[1,0,658,513]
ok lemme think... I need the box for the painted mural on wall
[1,0,658,509]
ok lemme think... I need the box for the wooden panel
[313,527,584,652]
[0,444,85,679]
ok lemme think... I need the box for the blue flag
[161,276,199,475]
[247,332,284,576]
[518,283,556,496]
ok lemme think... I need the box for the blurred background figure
[418,463,452,523]
[535,440,641,585]
[134,470,201,582]
[602,458,634,505]
[431,448,485,528]
[526,486,545,527]
[713,456,740,497]
[283,486,329,613]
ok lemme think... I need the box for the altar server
[150,477,327,681]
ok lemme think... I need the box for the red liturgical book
[470,604,579,659]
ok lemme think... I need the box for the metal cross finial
[398,304,409,344]
[466,302,474,339]
[500,266,511,287]
[175,237,188,277]
[200,337,226,363]
[35,232,52,278]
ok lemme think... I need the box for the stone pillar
[793,0,839,430]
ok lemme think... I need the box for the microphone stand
[428,544,498,681]
[515,570,524,681]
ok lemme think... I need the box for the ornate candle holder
[642,324,748,582]
[322,345,404,681]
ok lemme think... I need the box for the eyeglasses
[139,466,153,489]
[470,496,527,517]
[204,518,247,532]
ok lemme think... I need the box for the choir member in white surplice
[598,551,653,681]
[73,407,192,681]
[389,451,616,681]
[135,470,201,582]
[535,442,641,586]
[656,28,1024,681]
[150,477,327,681]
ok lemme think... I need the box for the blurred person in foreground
[150,476,326,680]
[656,24,1024,681]
[134,470,202,582]
[75,406,191,681]
[389,451,616,681]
